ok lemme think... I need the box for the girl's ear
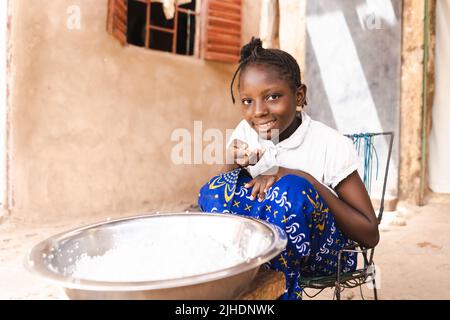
[296,85,307,108]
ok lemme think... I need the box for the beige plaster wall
[242,0,261,43]
[7,0,259,223]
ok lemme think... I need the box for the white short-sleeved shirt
[227,111,359,191]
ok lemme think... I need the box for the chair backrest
[344,132,394,224]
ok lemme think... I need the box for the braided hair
[230,37,305,105]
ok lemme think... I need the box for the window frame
[133,0,200,56]
[107,0,242,63]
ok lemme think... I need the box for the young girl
[198,37,379,300]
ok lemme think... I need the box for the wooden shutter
[107,0,128,46]
[201,0,242,63]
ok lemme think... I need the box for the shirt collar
[248,111,311,149]
[272,111,311,149]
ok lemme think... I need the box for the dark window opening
[127,0,146,47]
[127,0,197,56]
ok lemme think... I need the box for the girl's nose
[253,100,269,117]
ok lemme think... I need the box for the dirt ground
[1,193,449,300]
[304,192,450,300]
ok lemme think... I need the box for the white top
[227,111,360,191]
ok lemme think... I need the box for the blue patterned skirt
[198,168,357,300]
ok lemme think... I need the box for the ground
[1,193,449,300]
[305,193,450,300]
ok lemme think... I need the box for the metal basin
[25,212,287,300]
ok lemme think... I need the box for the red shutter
[107,0,128,46]
[201,0,242,63]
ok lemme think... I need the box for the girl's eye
[242,99,252,106]
[267,94,281,101]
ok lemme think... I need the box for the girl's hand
[244,168,288,201]
[244,168,314,201]
[231,140,264,167]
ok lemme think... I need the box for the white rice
[71,232,247,282]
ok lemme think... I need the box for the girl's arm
[219,163,241,174]
[309,171,379,248]
[284,168,379,248]
[246,168,379,248]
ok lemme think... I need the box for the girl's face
[238,64,306,141]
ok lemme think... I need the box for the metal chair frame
[301,132,394,300]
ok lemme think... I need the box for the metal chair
[300,132,394,300]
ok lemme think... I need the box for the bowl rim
[24,212,288,291]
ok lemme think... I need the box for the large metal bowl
[24,212,287,300]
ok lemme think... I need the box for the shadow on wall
[304,0,402,200]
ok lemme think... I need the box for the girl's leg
[198,170,357,300]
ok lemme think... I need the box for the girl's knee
[276,174,314,191]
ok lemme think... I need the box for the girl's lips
[254,119,277,132]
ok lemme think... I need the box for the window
[127,0,197,55]
[107,0,242,63]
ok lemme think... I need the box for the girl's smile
[238,65,306,142]
[254,119,277,132]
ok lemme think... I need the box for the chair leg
[372,278,378,300]
[334,283,341,300]
[336,250,342,300]
[369,263,378,300]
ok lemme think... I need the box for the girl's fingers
[247,151,258,165]
[248,149,263,165]
[245,175,277,202]
[258,177,273,201]
[236,144,248,155]
[263,176,276,193]
[236,156,249,166]
[233,145,265,167]
[244,179,256,189]
[233,140,247,149]
[256,149,265,162]
[234,147,250,167]
[235,148,246,158]
[250,181,261,201]
[258,191,265,202]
